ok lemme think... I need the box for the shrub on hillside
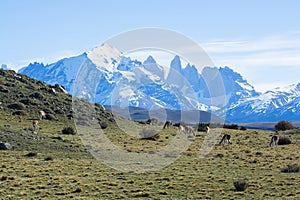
[25,152,37,157]
[278,137,292,145]
[29,92,44,100]
[54,109,65,115]
[139,128,159,140]
[281,164,299,173]
[19,98,38,106]
[45,113,56,121]
[99,121,108,129]
[7,102,26,110]
[223,124,239,130]
[12,110,26,116]
[62,127,76,135]
[240,126,247,131]
[44,156,54,161]
[0,86,9,93]
[94,103,105,111]
[233,179,248,191]
[275,120,294,131]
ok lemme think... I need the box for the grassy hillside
[0,69,299,199]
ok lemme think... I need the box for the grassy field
[0,69,299,199]
[1,113,299,199]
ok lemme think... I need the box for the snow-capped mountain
[19,44,219,111]
[15,43,300,122]
[1,64,11,70]
[225,83,300,122]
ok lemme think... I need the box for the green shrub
[278,137,292,145]
[240,126,247,131]
[29,92,44,100]
[46,113,56,121]
[0,86,9,93]
[62,127,76,135]
[275,120,294,131]
[224,124,239,130]
[234,179,248,191]
[44,156,54,161]
[19,98,38,106]
[139,128,159,140]
[12,110,26,116]
[7,102,26,110]
[25,152,37,157]
[99,121,108,129]
[281,164,299,173]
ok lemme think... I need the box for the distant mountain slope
[15,43,300,123]
[225,83,300,122]
[17,45,256,110]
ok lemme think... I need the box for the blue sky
[1,0,300,92]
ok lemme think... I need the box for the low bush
[62,127,76,135]
[233,179,248,191]
[99,121,108,129]
[44,156,54,161]
[240,126,247,131]
[278,137,292,145]
[139,128,159,140]
[224,124,239,130]
[281,164,300,173]
[275,120,294,131]
[25,152,37,157]
[12,110,26,116]
[7,102,26,110]
[0,86,9,93]
[29,92,44,100]
[45,113,56,121]
[19,98,38,106]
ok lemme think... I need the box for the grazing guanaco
[178,124,195,137]
[270,135,279,147]
[39,110,46,120]
[146,118,158,126]
[219,134,231,145]
[163,120,173,129]
[206,126,210,134]
[32,120,39,131]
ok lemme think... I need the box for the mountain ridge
[8,44,300,123]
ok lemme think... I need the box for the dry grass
[0,114,299,199]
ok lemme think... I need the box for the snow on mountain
[1,64,11,70]
[87,43,121,72]
[19,53,88,92]
[16,43,300,122]
[225,83,300,122]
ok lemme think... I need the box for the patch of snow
[120,71,136,82]
[119,86,135,98]
[87,43,121,71]
[236,81,254,91]
[138,67,161,82]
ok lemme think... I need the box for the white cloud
[202,31,300,92]
[203,32,300,54]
